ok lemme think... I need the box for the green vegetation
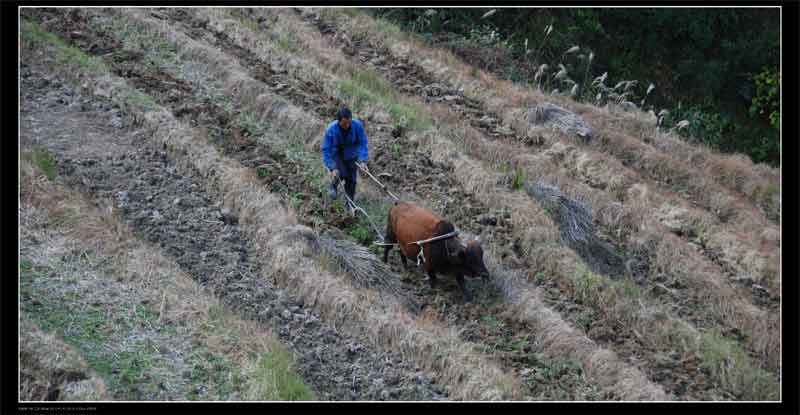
[372,8,780,166]
[510,335,530,353]
[499,161,526,190]
[480,314,505,329]
[21,19,160,115]
[391,143,402,155]
[666,322,779,400]
[22,147,57,181]
[240,111,267,137]
[751,67,780,131]
[250,349,315,400]
[124,89,158,111]
[338,68,432,131]
[235,12,261,33]
[20,258,164,399]
[530,358,583,383]
[275,32,299,53]
[347,223,372,245]
[512,166,525,190]
[20,248,315,400]
[567,268,604,306]
[21,19,106,74]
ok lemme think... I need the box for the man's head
[337,107,352,131]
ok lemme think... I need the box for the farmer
[321,107,369,214]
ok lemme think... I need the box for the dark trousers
[333,154,358,202]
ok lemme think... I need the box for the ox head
[455,237,490,281]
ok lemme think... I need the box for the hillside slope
[19,7,781,401]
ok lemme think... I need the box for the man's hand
[329,169,339,179]
[357,162,369,173]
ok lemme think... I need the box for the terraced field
[19,7,781,401]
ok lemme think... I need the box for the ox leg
[400,253,409,270]
[382,244,392,264]
[426,270,438,288]
[456,274,472,303]
[383,223,396,264]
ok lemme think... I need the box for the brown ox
[383,201,489,302]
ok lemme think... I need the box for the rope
[357,163,400,202]
[411,230,460,266]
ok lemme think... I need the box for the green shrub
[750,67,780,131]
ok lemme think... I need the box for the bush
[750,67,780,131]
[664,102,779,166]
[664,104,733,148]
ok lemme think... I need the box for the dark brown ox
[383,201,489,302]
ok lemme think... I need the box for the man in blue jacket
[321,107,369,214]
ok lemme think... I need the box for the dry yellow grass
[210,14,669,399]
[436,113,780,298]
[488,256,669,400]
[147,99,524,402]
[416,129,778,399]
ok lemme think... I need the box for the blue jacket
[321,119,369,170]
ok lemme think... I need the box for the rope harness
[337,164,460,266]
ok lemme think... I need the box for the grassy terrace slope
[303,9,781,305]
[19,7,781,402]
[158,7,671,400]
[299,8,782,292]
[21,138,313,400]
[287,7,781,359]
[206,7,777,400]
[172,4,772,400]
[21,12,525,401]
[63,6,663,400]
[315,9,781,226]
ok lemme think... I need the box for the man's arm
[356,122,369,163]
[320,127,337,171]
